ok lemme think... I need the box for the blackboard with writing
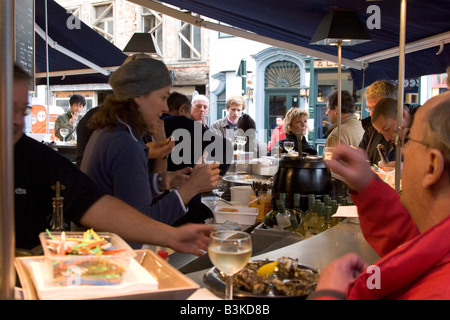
[14,0,34,82]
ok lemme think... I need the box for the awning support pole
[0,0,16,300]
[395,0,407,192]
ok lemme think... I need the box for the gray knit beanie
[109,57,172,101]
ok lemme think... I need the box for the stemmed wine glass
[234,136,247,153]
[208,230,252,300]
[60,128,69,142]
[212,182,227,206]
[283,141,294,155]
[323,147,334,160]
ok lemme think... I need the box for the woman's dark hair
[236,113,258,153]
[237,113,256,131]
[88,94,147,136]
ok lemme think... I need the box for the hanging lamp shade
[123,33,159,56]
[310,10,371,46]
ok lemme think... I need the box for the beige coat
[325,114,364,148]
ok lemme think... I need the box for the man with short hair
[359,80,397,164]
[190,94,210,128]
[310,91,450,300]
[211,95,246,137]
[325,90,364,148]
[371,98,419,150]
[55,94,85,141]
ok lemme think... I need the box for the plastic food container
[214,206,258,225]
[39,231,136,286]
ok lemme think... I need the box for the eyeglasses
[14,105,32,116]
[364,106,374,113]
[394,127,432,149]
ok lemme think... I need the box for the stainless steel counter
[185,220,380,287]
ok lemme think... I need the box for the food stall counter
[185,220,380,288]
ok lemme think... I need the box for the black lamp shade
[310,10,371,46]
[123,33,157,54]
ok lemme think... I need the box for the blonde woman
[276,107,317,155]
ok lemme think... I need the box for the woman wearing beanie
[81,57,220,247]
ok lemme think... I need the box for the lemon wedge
[257,261,278,277]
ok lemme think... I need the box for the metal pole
[395,0,407,192]
[0,0,16,300]
[337,41,342,143]
[45,0,50,135]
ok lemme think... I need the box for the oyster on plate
[230,257,319,297]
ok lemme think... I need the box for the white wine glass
[208,231,252,300]
[234,136,247,153]
[60,128,69,142]
[283,141,294,154]
[212,182,227,206]
[323,147,334,161]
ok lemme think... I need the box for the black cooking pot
[272,155,332,211]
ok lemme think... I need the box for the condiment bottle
[51,181,65,231]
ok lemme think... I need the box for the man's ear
[422,149,446,188]
[178,104,187,116]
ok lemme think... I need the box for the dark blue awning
[153,0,449,89]
[35,0,127,85]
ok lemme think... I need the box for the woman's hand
[146,138,174,159]
[177,162,220,203]
[159,167,193,190]
[148,117,166,141]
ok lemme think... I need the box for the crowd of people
[10,56,450,299]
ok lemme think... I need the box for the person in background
[268,116,286,151]
[235,113,267,158]
[310,91,450,300]
[13,63,213,255]
[325,90,364,148]
[210,95,246,137]
[55,94,85,141]
[161,92,232,225]
[371,98,420,166]
[274,107,317,156]
[359,80,397,164]
[81,58,220,247]
[162,92,232,176]
[190,94,210,128]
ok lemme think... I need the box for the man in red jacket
[310,91,450,300]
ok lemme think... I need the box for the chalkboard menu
[14,0,34,85]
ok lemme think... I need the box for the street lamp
[123,33,160,58]
[299,85,310,103]
[310,9,371,143]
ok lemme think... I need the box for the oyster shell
[229,257,319,297]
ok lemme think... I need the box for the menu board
[14,0,34,84]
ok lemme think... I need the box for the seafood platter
[204,256,319,298]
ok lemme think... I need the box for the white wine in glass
[208,231,252,300]
[323,147,334,160]
[60,128,69,142]
[284,141,294,154]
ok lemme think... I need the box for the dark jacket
[276,132,317,155]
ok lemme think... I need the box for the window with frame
[141,7,163,56]
[178,21,201,59]
[265,61,300,88]
[92,3,114,43]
